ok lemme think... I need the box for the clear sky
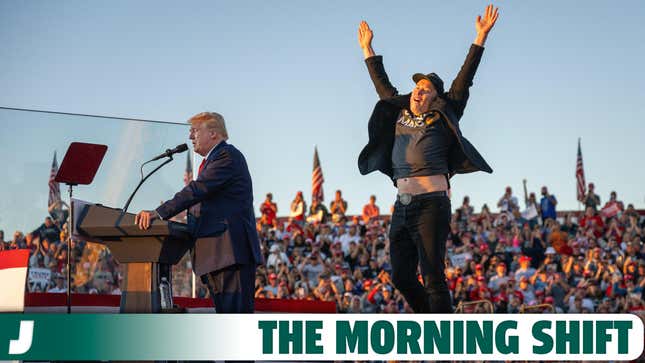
[1,1,644,235]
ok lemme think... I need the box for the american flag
[312,147,324,202]
[576,138,586,202]
[48,151,61,208]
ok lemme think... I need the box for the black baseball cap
[412,73,444,94]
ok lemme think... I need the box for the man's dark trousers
[204,263,256,313]
[389,193,453,313]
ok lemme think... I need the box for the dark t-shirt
[33,223,61,243]
[392,110,454,180]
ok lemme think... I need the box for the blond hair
[188,112,228,140]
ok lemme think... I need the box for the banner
[27,268,51,291]
[0,314,641,361]
[450,252,472,268]
[601,202,621,218]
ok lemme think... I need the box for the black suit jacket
[358,44,493,184]
[156,141,263,275]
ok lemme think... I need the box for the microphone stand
[122,156,174,214]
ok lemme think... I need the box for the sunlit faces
[409,79,437,116]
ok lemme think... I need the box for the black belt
[397,191,448,205]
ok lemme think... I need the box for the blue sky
[1,1,644,234]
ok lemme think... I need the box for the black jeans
[389,193,452,313]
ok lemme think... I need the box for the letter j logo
[9,320,34,355]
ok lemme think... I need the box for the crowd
[253,185,645,314]
[2,183,645,315]
[0,212,124,295]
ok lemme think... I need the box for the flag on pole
[576,138,586,202]
[48,151,61,209]
[312,147,324,202]
[183,150,193,186]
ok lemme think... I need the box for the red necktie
[198,158,206,175]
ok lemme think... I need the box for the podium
[76,204,192,313]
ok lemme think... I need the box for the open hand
[134,210,157,230]
[358,20,373,49]
[476,4,499,35]
[358,20,376,59]
[474,4,499,46]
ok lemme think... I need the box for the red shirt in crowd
[260,201,277,226]
[579,214,605,238]
[362,204,380,224]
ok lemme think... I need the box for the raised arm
[474,4,499,47]
[447,4,499,118]
[358,21,398,99]
[358,21,375,59]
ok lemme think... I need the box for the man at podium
[135,111,263,313]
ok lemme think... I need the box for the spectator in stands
[548,222,571,256]
[31,216,61,244]
[263,273,279,297]
[259,193,278,228]
[266,243,291,270]
[313,273,338,302]
[601,190,624,218]
[488,262,508,292]
[625,214,642,240]
[514,255,536,281]
[580,206,605,238]
[307,198,329,224]
[29,238,50,268]
[497,186,519,213]
[455,196,474,231]
[48,200,69,227]
[47,273,67,293]
[361,195,380,224]
[8,231,25,249]
[300,251,325,284]
[540,186,558,222]
[584,182,601,211]
[329,190,348,223]
[289,191,306,223]
[625,203,640,219]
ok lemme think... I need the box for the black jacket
[358,44,493,184]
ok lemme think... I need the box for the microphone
[149,144,188,161]
[122,143,188,213]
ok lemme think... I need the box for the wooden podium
[76,204,192,313]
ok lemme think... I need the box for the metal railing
[455,299,494,313]
[519,303,555,313]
